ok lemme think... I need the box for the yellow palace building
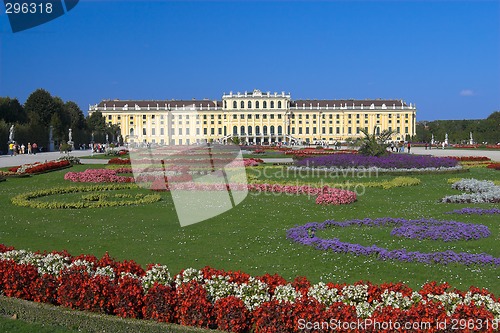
[88,89,417,145]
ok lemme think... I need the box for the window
[130,128,134,136]
[322,127,326,134]
[233,126,238,135]
[377,114,380,118]
[278,101,282,108]
[336,127,340,134]
[218,128,222,135]
[277,114,282,119]
[348,114,351,119]
[152,128,156,135]
[256,126,260,135]
[306,115,309,119]
[179,128,182,135]
[240,114,244,119]
[356,114,360,119]
[306,128,309,134]
[240,101,244,109]
[218,115,222,119]
[256,101,260,108]
[233,114,237,119]
[405,127,409,134]
[233,101,237,108]
[160,128,164,135]
[299,128,302,134]
[224,101,227,109]
[248,126,252,135]
[348,127,352,134]
[143,115,146,120]
[356,127,360,134]
[271,101,275,108]
[336,114,340,119]
[211,115,214,119]
[211,128,214,135]
[143,128,146,135]
[263,101,267,108]
[263,114,267,119]
[405,114,409,118]
[241,126,245,135]
[204,128,207,135]
[263,126,268,135]
[196,128,200,135]
[247,114,252,119]
[255,114,260,119]
[329,127,333,134]
[313,128,317,134]
[270,114,274,119]
[270,126,275,134]
[186,128,190,135]
[278,126,282,135]
[108,115,112,120]
[248,101,252,109]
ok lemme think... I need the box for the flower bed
[442,179,500,203]
[8,160,71,174]
[11,184,161,209]
[295,154,458,169]
[64,169,133,183]
[0,244,499,333]
[446,208,500,215]
[108,157,131,165]
[447,156,491,162]
[487,163,500,170]
[286,218,499,266]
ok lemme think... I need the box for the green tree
[24,89,59,126]
[0,97,28,124]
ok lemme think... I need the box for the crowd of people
[8,142,38,156]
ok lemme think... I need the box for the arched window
[241,126,245,135]
[278,101,282,109]
[376,127,380,135]
[233,101,237,108]
[256,126,260,135]
[233,126,238,135]
[270,126,275,134]
[224,101,227,109]
[256,101,260,109]
[278,126,282,135]
[248,126,252,135]
[224,126,227,136]
[248,101,252,109]
[240,101,244,109]
[271,101,275,108]
[263,126,268,135]
[263,101,267,108]
[129,128,134,136]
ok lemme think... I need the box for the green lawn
[0,316,79,333]
[0,164,499,295]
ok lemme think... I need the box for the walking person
[32,142,38,155]
[27,143,32,155]
[407,142,411,154]
[21,144,25,154]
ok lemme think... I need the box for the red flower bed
[446,156,491,162]
[1,244,500,333]
[108,158,131,165]
[487,163,500,170]
[8,160,70,174]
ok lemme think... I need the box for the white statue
[469,132,473,145]
[68,128,73,142]
[445,133,449,145]
[8,125,14,142]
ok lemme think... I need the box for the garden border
[0,296,219,333]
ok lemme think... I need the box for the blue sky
[1,0,499,120]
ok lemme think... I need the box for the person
[27,143,32,155]
[8,142,14,156]
[21,144,25,154]
[424,142,428,150]
[407,142,411,154]
[442,141,445,150]
[390,142,395,152]
[32,142,38,155]
[400,141,405,153]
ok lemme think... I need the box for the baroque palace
[88,89,417,145]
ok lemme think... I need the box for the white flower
[272,284,302,303]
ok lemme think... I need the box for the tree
[358,126,394,157]
[0,97,28,124]
[24,89,59,126]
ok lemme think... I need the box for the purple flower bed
[286,218,499,266]
[295,153,458,169]
[446,208,500,215]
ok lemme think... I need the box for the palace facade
[88,89,417,145]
